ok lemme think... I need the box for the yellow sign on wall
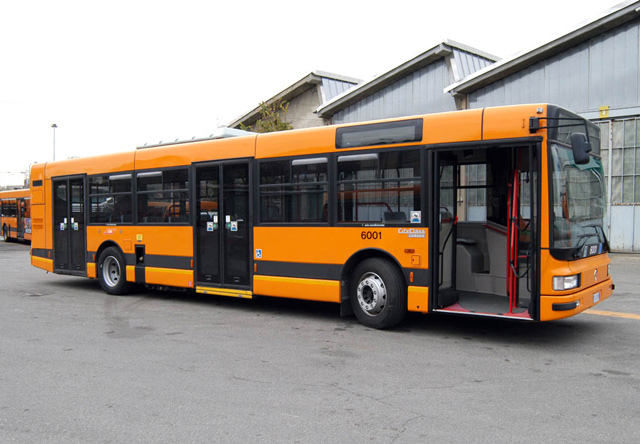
[599,106,610,118]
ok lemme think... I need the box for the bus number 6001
[361,231,382,240]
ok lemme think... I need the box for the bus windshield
[550,143,607,259]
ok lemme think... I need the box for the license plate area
[593,291,601,304]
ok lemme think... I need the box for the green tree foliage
[240,99,293,133]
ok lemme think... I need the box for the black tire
[2,226,10,242]
[349,258,407,329]
[97,247,132,295]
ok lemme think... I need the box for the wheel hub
[357,272,387,316]
[102,256,121,288]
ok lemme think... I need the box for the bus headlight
[553,274,580,291]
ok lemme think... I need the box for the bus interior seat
[455,221,509,296]
[484,221,508,279]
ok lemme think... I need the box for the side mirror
[570,133,592,165]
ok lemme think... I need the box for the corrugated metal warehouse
[233,0,640,252]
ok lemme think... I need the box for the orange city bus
[0,188,31,243]
[29,104,614,328]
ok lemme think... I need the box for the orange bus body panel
[256,126,339,159]
[253,275,341,303]
[143,267,194,288]
[29,200,45,247]
[0,189,30,199]
[253,227,428,271]
[423,109,483,144]
[540,280,613,321]
[482,104,544,141]
[538,250,613,321]
[44,151,135,177]
[135,136,257,169]
[29,163,47,268]
[407,286,429,313]
[86,226,193,258]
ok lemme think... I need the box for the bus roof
[36,103,556,178]
[136,127,256,150]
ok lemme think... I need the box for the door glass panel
[53,181,69,270]
[439,163,455,291]
[70,179,85,271]
[196,167,220,283]
[223,163,249,286]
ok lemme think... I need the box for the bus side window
[137,169,189,224]
[337,149,421,224]
[259,157,328,224]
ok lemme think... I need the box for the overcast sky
[0,0,627,186]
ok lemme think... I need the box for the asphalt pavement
[0,241,638,443]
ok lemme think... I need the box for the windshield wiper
[572,224,610,258]
[582,223,609,248]
[572,233,593,258]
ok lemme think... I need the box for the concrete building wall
[285,87,325,129]
[228,72,359,131]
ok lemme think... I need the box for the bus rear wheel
[98,247,132,295]
[349,258,407,329]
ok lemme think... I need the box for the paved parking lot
[1,241,638,443]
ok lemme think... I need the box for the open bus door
[431,144,539,320]
[434,154,458,308]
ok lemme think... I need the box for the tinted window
[337,150,421,224]
[259,157,328,223]
[336,119,423,149]
[137,169,189,224]
[88,174,132,224]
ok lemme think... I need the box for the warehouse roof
[316,40,497,118]
[228,71,360,128]
[445,0,640,96]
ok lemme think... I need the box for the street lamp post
[51,123,57,161]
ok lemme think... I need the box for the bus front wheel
[98,247,132,295]
[349,258,407,329]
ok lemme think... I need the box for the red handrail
[506,169,520,314]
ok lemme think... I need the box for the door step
[435,303,532,319]
[195,286,253,299]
